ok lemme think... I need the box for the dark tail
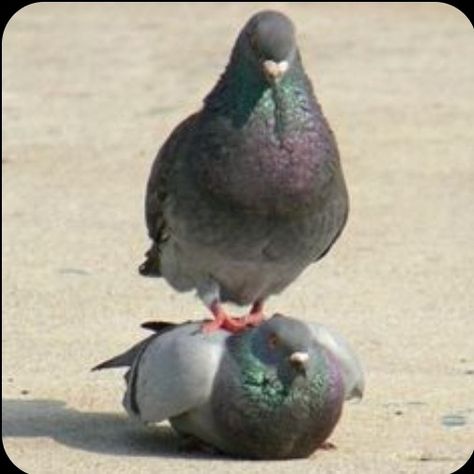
[138,245,162,277]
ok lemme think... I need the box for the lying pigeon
[139,10,349,332]
[94,314,363,459]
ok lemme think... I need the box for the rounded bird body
[207,325,345,458]
[141,10,348,328]
[93,314,364,459]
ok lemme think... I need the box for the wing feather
[140,113,199,276]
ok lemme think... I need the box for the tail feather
[138,258,161,276]
[92,320,182,372]
[141,320,178,332]
[92,335,155,371]
[138,245,162,277]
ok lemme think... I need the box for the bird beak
[289,351,309,373]
[263,60,289,82]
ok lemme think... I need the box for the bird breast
[193,125,336,216]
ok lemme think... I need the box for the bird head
[251,313,314,376]
[238,10,298,84]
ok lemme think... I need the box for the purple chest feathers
[197,119,339,216]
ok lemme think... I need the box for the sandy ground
[2,3,473,473]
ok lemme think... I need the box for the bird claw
[319,441,337,450]
[202,301,265,333]
[201,312,265,334]
[242,310,264,327]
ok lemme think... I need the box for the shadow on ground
[2,398,221,460]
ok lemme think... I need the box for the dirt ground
[2,3,473,473]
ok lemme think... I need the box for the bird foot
[242,310,265,327]
[201,310,265,334]
[201,316,242,333]
[178,434,222,455]
[319,441,337,450]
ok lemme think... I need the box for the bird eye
[268,333,279,349]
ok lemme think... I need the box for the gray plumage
[139,10,348,313]
[94,314,364,459]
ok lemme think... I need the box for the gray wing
[139,113,199,276]
[314,201,348,262]
[308,322,364,401]
[122,323,228,423]
[313,167,349,263]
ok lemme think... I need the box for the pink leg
[201,301,248,333]
[201,300,266,333]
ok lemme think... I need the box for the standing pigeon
[93,314,364,459]
[139,10,349,332]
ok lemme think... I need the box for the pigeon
[93,314,364,459]
[139,10,349,332]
